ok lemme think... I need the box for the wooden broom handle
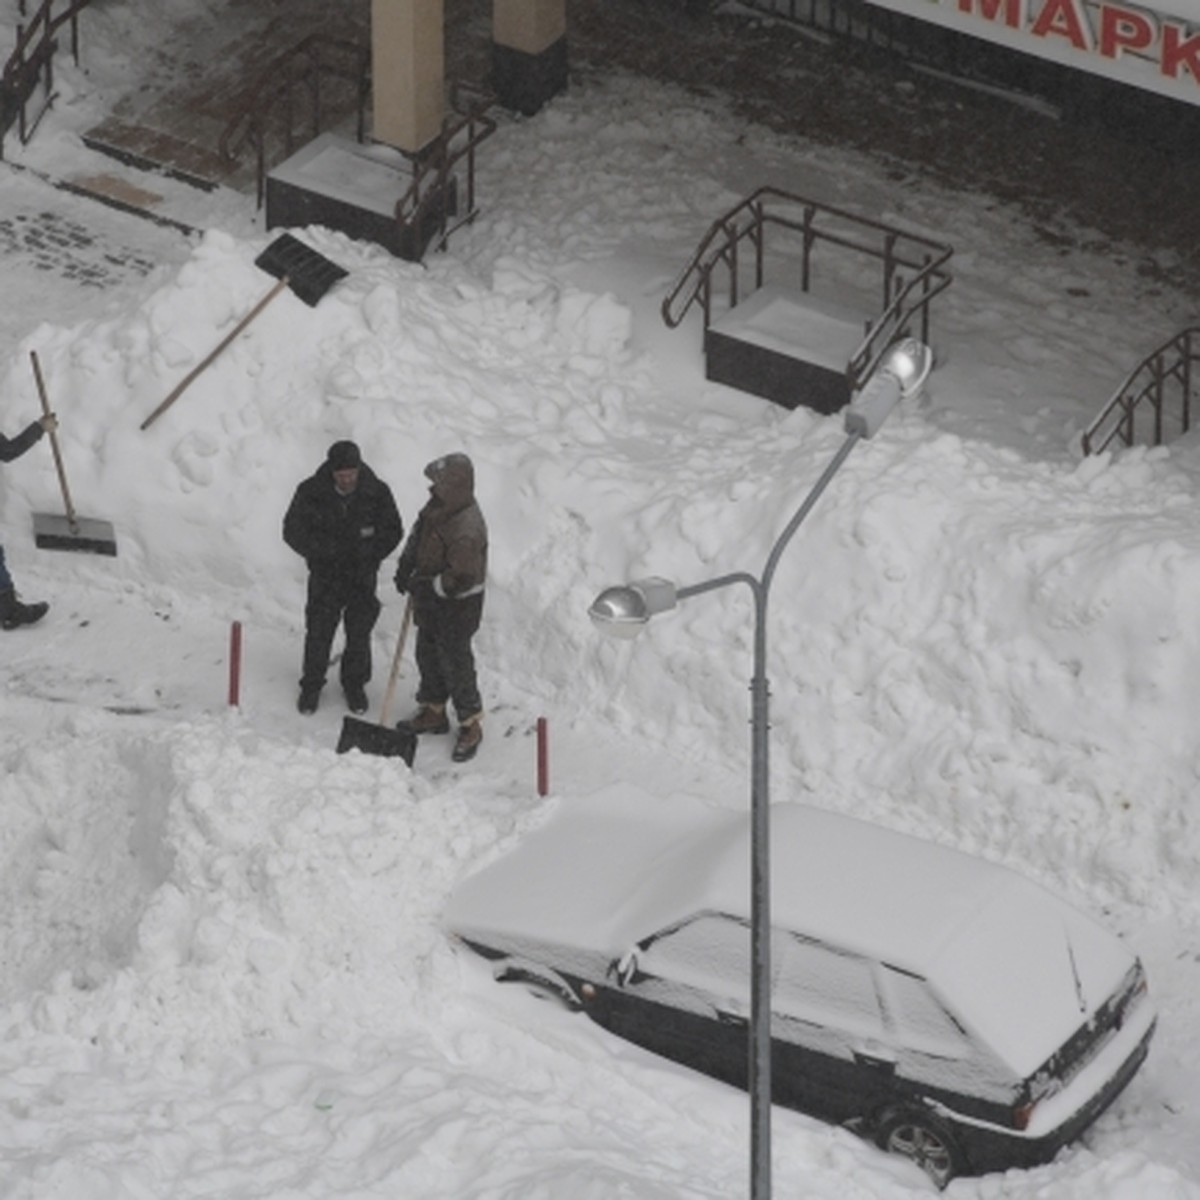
[139,276,290,431]
[29,350,77,528]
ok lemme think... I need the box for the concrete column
[492,0,567,116]
[372,0,444,155]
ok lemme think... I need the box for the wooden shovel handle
[378,594,414,728]
[29,350,77,528]
[140,276,290,431]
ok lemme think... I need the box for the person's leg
[340,581,381,691]
[443,628,482,724]
[0,544,48,631]
[299,574,343,699]
[414,620,450,708]
[400,617,452,733]
[442,596,484,761]
[442,595,484,722]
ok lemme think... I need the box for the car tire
[874,1107,965,1190]
[495,965,582,1012]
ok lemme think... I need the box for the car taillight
[1013,1100,1037,1131]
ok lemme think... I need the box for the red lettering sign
[1099,5,1155,57]
[1030,0,1091,49]
[1162,22,1200,79]
[957,0,1022,26]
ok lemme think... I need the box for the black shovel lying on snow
[29,351,119,556]
[140,233,348,432]
[337,595,418,765]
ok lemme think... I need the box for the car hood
[444,784,736,957]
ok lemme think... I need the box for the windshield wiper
[1065,924,1087,1014]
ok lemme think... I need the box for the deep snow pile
[1,4,1200,1196]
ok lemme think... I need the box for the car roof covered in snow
[446,784,1135,1073]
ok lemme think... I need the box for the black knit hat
[327,440,361,470]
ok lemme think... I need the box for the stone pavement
[0,161,205,364]
[79,0,494,194]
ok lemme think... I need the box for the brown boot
[398,703,450,735]
[452,714,483,763]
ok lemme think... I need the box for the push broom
[29,350,118,557]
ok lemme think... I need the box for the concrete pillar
[372,0,444,156]
[492,0,567,116]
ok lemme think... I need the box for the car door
[770,933,894,1122]
[593,911,755,1093]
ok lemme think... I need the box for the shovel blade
[33,512,118,556]
[254,233,347,307]
[336,716,417,765]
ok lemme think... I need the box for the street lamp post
[588,338,932,1200]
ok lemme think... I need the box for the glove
[394,563,415,594]
[409,576,436,604]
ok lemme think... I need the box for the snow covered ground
[1,3,1199,1197]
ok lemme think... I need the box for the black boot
[0,588,48,631]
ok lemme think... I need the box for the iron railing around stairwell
[1,0,90,156]
[1081,328,1200,455]
[219,40,496,261]
[394,81,497,257]
[218,33,371,209]
[662,185,953,395]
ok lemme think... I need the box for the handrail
[1,0,90,154]
[394,87,497,257]
[662,185,953,395]
[847,261,953,388]
[1081,327,1200,455]
[218,33,370,208]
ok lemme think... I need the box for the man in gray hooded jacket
[394,452,487,762]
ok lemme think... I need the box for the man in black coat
[283,440,403,715]
[1,411,57,631]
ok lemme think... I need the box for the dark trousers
[301,572,381,693]
[413,594,483,721]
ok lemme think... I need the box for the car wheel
[495,965,582,1012]
[875,1108,964,1190]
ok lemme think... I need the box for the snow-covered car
[444,786,1156,1188]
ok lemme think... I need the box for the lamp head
[884,337,934,399]
[843,337,933,439]
[588,577,678,640]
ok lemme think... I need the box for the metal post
[675,429,862,1200]
[748,581,772,1200]
[228,620,243,708]
[537,716,549,796]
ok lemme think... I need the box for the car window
[642,913,751,1004]
[878,965,971,1058]
[773,934,884,1038]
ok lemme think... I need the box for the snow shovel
[139,233,348,431]
[336,595,417,764]
[29,351,118,557]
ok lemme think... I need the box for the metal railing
[1,0,90,155]
[1081,327,1200,455]
[394,81,497,257]
[219,39,496,261]
[218,33,371,208]
[662,185,953,394]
